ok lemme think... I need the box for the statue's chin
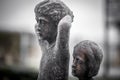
[72,70,80,78]
[72,70,76,76]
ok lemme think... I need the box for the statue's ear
[88,62,96,77]
[87,55,100,77]
[88,46,103,77]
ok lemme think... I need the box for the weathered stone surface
[34,0,73,80]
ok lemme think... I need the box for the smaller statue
[72,40,103,80]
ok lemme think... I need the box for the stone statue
[72,40,103,80]
[34,0,73,80]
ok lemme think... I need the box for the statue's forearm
[55,15,72,51]
[55,23,71,50]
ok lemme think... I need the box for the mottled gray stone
[34,0,73,80]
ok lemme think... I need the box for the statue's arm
[55,15,72,50]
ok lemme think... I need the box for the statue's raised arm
[34,0,74,80]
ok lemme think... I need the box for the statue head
[34,0,73,44]
[72,40,103,79]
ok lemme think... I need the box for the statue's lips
[38,32,42,36]
[36,30,42,36]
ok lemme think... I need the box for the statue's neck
[48,38,56,45]
[78,77,93,80]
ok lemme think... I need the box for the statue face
[72,48,87,78]
[35,14,57,43]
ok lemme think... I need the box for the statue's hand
[58,15,72,30]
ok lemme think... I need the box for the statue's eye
[39,20,42,23]
[78,60,83,64]
[75,57,84,64]
[79,59,85,64]
[76,58,79,62]
[39,20,48,25]
[37,17,49,24]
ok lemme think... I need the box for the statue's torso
[38,45,70,80]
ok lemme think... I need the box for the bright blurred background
[0,0,120,80]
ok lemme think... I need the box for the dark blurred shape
[0,32,20,65]
[104,0,120,78]
[0,65,37,80]
[0,30,39,80]
[104,0,110,77]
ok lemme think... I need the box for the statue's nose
[35,24,41,30]
[72,59,76,68]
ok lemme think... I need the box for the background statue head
[34,0,74,44]
[72,40,103,79]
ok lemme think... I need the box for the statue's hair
[34,0,74,25]
[74,40,103,77]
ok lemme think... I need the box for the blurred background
[0,0,120,80]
